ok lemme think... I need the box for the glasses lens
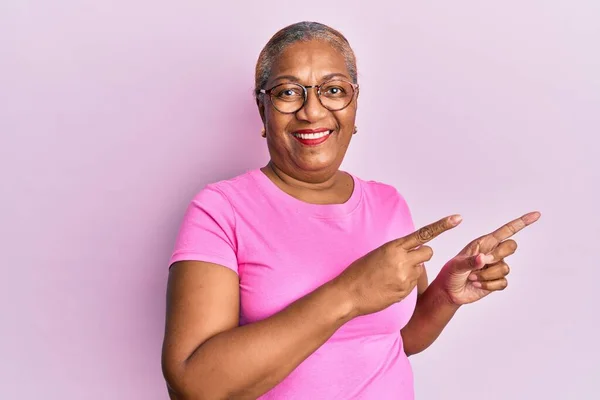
[319,80,355,111]
[268,80,356,113]
[270,83,305,113]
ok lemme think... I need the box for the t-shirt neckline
[250,168,363,219]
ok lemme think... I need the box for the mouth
[291,129,333,146]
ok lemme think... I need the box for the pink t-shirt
[170,168,418,399]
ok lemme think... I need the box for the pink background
[1,1,598,399]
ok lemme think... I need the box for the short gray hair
[254,21,358,98]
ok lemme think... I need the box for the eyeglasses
[258,79,359,114]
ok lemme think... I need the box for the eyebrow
[271,72,350,85]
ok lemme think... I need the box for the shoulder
[352,174,416,232]
[186,169,266,228]
[353,174,411,210]
[192,169,259,205]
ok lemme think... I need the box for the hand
[439,211,541,305]
[336,214,463,317]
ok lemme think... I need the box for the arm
[396,194,460,355]
[400,271,460,356]
[161,260,355,400]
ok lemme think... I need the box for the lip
[292,128,331,134]
[290,129,333,146]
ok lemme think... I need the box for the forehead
[268,40,349,84]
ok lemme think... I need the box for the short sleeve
[388,187,416,237]
[395,189,416,232]
[169,185,238,274]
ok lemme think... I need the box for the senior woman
[161,21,540,399]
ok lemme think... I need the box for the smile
[291,130,333,146]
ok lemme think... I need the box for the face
[258,40,358,181]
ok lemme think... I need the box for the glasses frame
[258,78,359,114]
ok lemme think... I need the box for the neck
[261,161,353,205]
[267,161,339,191]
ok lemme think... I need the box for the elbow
[162,360,231,400]
[161,362,194,400]
[404,349,418,357]
[401,337,426,357]
[403,343,428,357]
[401,328,428,357]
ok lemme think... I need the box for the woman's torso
[215,169,418,399]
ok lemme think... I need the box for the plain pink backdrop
[1,1,598,399]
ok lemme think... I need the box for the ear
[256,95,266,124]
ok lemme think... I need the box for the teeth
[293,130,332,139]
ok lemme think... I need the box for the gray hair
[254,21,358,98]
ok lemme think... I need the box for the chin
[295,156,340,173]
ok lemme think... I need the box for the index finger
[489,211,541,244]
[398,214,463,250]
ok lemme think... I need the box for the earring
[261,127,266,138]
[353,126,358,134]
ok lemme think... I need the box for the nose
[295,87,328,122]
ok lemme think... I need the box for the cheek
[336,110,357,132]
[265,108,287,129]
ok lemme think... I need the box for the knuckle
[471,238,484,252]
[503,264,511,275]
[395,268,408,283]
[500,279,508,290]
[417,226,435,243]
[507,223,517,235]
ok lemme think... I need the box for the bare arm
[161,261,354,400]
[162,216,459,399]
[400,273,460,356]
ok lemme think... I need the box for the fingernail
[468,273,477,281]
[472,281,482,288]
[450,215,462,224]
[475,253,485,265]
[523,212,541,224]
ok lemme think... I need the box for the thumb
[453,253,494,272]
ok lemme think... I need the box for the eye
[273,85,303,99]
[322,85,347,97]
